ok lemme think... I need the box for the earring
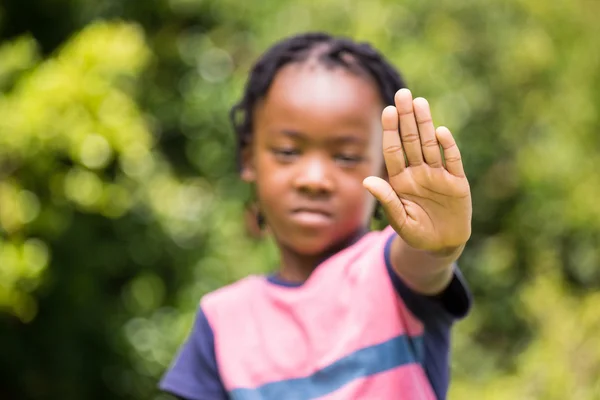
[244,201,265,238]
[256,210,265,228]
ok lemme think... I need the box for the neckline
[266,274,304,287]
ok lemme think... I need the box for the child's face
[242,63,384,256]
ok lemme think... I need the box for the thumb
[362,176,407,228]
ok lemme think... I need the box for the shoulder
[202,275,264,305]
[159,306,228,400]
[201,275,265,322]
[336,227,396,267]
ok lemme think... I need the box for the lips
[290,206,333,228]
[292,207,332,216]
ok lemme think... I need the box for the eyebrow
[278,129,366,144]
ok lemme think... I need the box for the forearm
[390,235,465,295]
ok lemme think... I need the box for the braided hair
[229,32,407,165]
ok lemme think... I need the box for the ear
[240,145,256,182]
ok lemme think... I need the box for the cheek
[255,157,289,200]
[338,174,376,212]
[337,161,380,220]
[368,144,385,176]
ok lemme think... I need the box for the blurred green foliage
[0,0,598,399]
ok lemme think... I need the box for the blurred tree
[0,22,221,399]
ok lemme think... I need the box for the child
[160,32,472,400]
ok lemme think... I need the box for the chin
[280,230,339,257]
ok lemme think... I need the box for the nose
[293,155,334,196]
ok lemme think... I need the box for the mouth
[290,207,333,228]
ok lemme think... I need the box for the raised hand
[363,89,472,253]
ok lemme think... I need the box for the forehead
[254,63,383,140]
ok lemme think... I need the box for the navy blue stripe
[229,334,424,400]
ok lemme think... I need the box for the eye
[272,147,300,162]
[335,154,363,167]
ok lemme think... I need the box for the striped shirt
[160,227,471,400]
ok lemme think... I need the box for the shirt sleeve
[159,307,228,400]
[383,231,472,325]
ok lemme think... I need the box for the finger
[363,176,407,229]
[413,97,443,168]
[436,126,465,177]
[395,89,423,166]
[381,105,405,177]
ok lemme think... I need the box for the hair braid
[230,32,407,168]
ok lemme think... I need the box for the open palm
[364,89,472,252]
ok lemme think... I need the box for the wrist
[426,243,465,259]
[391,237,462,295]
